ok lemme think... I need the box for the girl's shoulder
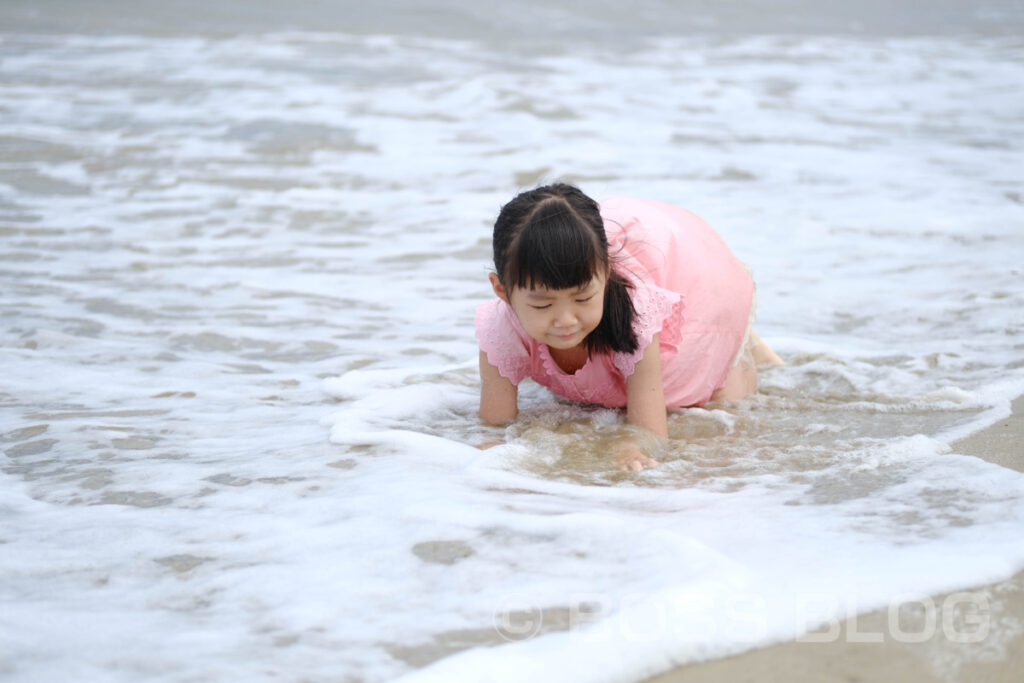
[474,299,533,384]
[612,278,685,378]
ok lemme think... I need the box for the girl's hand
[616,445,659,471]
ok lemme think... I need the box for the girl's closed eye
[529,304,552,309]
[576,295,594,303]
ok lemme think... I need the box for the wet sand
[645,395,1024,683]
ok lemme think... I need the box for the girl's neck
[547,342,590,374]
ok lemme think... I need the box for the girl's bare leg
[750,330,784,366]
[710,355,758,402]
[709,330,783,402]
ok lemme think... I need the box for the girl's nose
[554,307,577,327]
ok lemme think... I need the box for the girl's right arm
[479,351,518,425]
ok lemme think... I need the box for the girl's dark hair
[493,183,637,355]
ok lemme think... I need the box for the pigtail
[585,270,637,355]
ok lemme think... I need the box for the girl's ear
[489,273,510,303]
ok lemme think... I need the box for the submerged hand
[616,446,659,472]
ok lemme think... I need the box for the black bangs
[502,199,607,292]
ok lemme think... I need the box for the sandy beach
[646,396,1024,683]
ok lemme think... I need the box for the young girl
[476,183,781,470]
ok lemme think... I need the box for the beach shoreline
[644,395,1024,683]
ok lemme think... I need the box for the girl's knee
[750,331,784,366]
[711,359,757,402]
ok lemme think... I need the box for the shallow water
[3,3,1024,682]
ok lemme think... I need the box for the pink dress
[475,196,754,408]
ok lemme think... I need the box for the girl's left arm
[626,333,668,438]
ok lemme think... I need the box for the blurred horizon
[4,0,1024,40]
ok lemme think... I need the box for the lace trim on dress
[612,279,685,378]
[538,341,595,378]
[474,299,531,385]
[731,263,758,367]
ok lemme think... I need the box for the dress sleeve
[474,299,531,385]
[612,279,684,378]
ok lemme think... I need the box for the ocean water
[2,2,1024,681]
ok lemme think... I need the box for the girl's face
[490,272,607,350]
